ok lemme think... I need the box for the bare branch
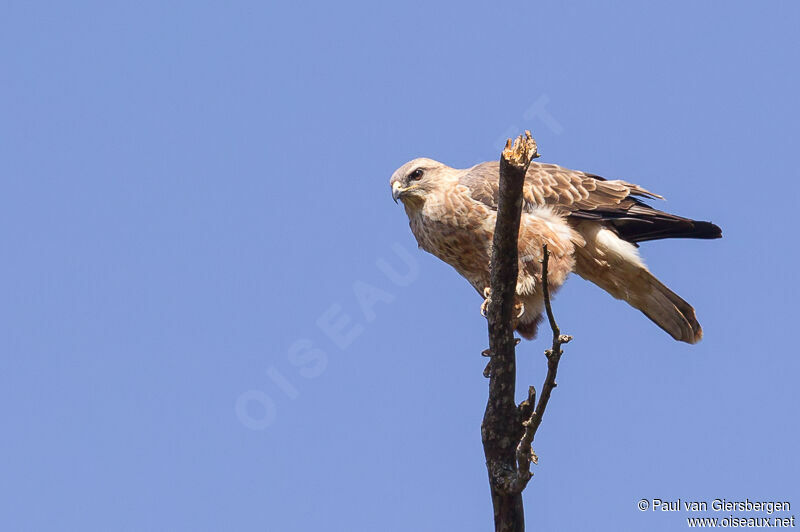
[481,132,570,531]
[481,131,537,532]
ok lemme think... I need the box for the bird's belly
[408,210,578,299]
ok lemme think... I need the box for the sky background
[2,1,798,531]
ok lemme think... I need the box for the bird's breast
[408,210,493,283]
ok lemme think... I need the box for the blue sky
[1,1,798,531]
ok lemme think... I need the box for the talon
[514,301,525,319]
[480,297,491,317]
[480,288,492,317]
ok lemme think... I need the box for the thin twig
[541,244,561,340]
[522,244,572,466]
[511,244,572,489]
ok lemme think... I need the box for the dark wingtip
[692,221,723,240]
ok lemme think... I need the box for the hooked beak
[391,181,403,203]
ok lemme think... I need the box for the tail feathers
[573,222,706,343]
[631,273,703,344]
[573,228,704,343]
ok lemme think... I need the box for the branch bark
[481,132,570,532]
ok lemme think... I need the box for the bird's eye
[409,168,424,181]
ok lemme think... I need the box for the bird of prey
[390,158,721,343]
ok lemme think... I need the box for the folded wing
[460,161,721,244]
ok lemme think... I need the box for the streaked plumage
[390,158,721,343]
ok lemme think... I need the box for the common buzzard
[390,158,721,343]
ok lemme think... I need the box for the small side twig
[514,243,572,484]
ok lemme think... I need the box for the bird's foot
[514,300,525,319]
[481,289,525,321]
[480,287,492,317]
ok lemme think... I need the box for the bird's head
[389,157,449,209]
